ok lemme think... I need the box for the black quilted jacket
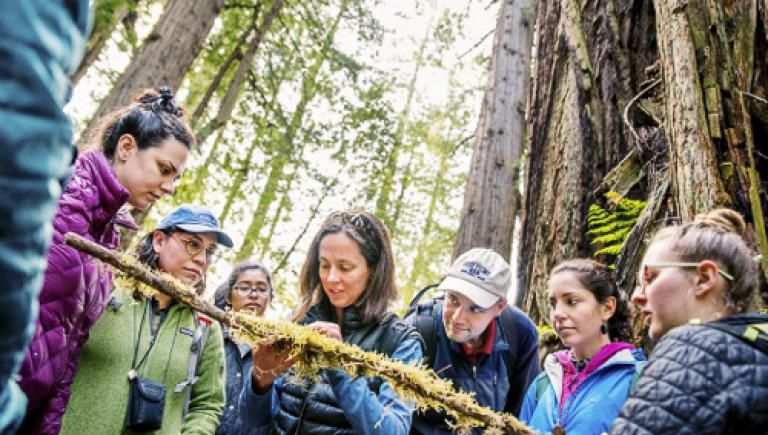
[611,314,768,434]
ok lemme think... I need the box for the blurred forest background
[70,0,768,330]
[70,0,493,316]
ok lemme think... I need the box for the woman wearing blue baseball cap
[60,204,232,435]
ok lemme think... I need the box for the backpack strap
[405,284,440,367]
[628,360,646,394]
[496,307,517,387]
[175,312,211,417]
[534,373,550,402]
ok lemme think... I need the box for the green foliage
[587,192,646,259]
[536,324,557,339]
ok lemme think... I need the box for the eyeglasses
[232,284,271,296]
[172,233,218,264]
[637,262,734,294]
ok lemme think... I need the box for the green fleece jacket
[60,289,225,435]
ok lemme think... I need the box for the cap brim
[175,224,234,248]
[438,276,500,308]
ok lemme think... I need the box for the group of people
[11,84,768,434]
[2,4,768,434]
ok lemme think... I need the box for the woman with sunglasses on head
[239,211,423,435]
[611,208,768,434]
[213,260,273,435]
[59,204,229,435]
[520,259,644,435]
[19,87,195,434]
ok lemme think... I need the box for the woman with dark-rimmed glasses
[611,208,768,434]
[238,210,423,434]
[60,204,230,435]
[213,260,274,435]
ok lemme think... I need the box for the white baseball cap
[438,248,511,308]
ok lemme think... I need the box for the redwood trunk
[452,0,535,262]
[81,0,226,144]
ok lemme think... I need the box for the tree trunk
[196,0,286,144]
[190,8,260,127]
[72,0,140,86]
[520,0,659,323]
[653,0,768,288]
[654,0,731,219]
[452,0,535,262]
[81,0,226,143]
[520,0,768,326]
[236,0,349,262]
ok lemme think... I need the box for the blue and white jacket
[521,347,645,435]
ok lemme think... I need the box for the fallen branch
[64,232,533,435]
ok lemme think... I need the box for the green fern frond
[586,192,647,265]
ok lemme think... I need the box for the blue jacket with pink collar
[521,346,645,435]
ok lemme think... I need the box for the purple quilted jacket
[18,151,137,435]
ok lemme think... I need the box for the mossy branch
[64,232,533,435]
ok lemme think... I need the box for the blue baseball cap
[156,204,234,248]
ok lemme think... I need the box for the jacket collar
[77,151,137,229]
[303,299,368,330]
[223,327,252,358]
[544,345,640,403]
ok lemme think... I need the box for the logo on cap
[460,261,490,281]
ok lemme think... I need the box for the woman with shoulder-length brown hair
[239,210,423,435]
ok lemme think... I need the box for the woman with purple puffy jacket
[18,87,195,435]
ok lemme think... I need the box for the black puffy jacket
[274,302,422,435]
[611,314,768,434]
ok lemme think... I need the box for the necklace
[569,350,590,372]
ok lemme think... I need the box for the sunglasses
[637,262,734,294]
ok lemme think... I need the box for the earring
[600,323,608,335]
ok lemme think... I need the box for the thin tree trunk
[236,0,349,262]
[404,150,450,305]
[197,0,286,144]
[453,0,535,262]
[374,13,433,232]
[191,7,261,127]
[72,0,140,86]
[81,0,226,144]
[272,176,338,275]
[219,140,260,224]
[257,153,306,258]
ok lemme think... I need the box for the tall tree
[196,0,286,144]
[520,0,768,325]
[82,0,226,139]
[520,0,659,322]
[72,0,141,86]
[452,0,536,261]
[373,12,433,232]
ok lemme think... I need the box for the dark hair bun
[134,87,183,117]
[693,208,747,237]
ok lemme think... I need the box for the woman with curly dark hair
[521,259,644,435]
